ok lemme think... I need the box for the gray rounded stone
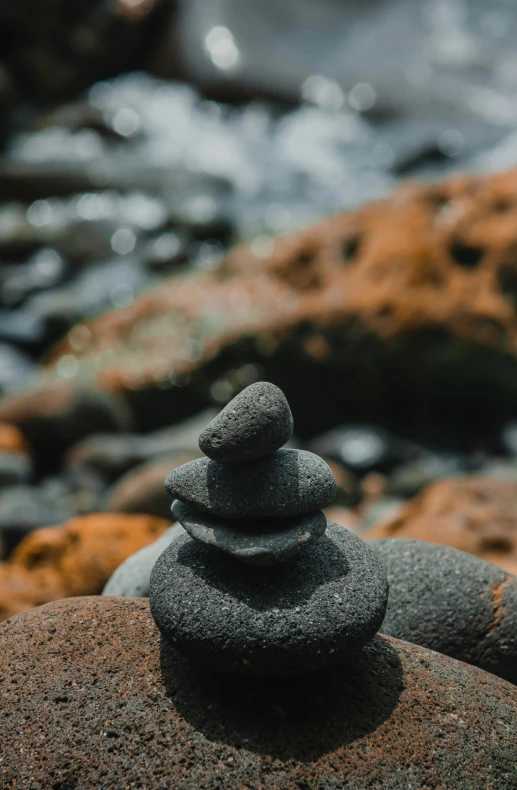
[172,500,327,565]
[150,522,388,676]
[370,538,517,684]
[102,524,185,597]
[199,382,293,463]
[164,449,336,518]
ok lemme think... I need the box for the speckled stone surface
[172,500,326,565]
[198,382,294,463]
[150,522,388,675]
[371,538,517,684]
[102,524,185,597]
[164,449,336,518]
[2,596,517,790]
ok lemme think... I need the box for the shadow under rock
[174,532,349,611]
[159,634,404,762]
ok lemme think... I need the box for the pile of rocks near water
[151,381,389,675]
[2,384,517,789]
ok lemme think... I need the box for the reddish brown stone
[364,476,517,575]
[9,513,170,602]
[3,169,517,448]
[0,422,29,455]
[0,565,64,621]
[1,596,516,789]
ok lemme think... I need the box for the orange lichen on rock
[364,477,517,575]
[0,513,171,620]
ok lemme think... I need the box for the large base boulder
[1,596,516,789]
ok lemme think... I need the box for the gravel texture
[198,382,293,463]
[150,522,388,675]
[2,596,517,789]
[172,500,326,565]
[164,449,336,518]
[371,537,517,684]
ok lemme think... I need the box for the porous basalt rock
[5,169,517,451]
[199,381,293,463]
[372,538,517,684]
[1,596,517,790]
[165,450,336,518]
[150,522,388,675]
[172,500,327,566]
[365,476,517,575]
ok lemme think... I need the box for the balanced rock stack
[150,382,389,675]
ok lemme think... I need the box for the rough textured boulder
[1,596,516,789]
[4,169,517,451]
[372,538,517,684]
[0,513,170,620]
[365,477,517,575]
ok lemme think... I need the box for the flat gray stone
[102,524,185,597]
[172,500,326,565]
[164,449,336,518]
[371,538,517,685]
[150,522,388,675]
[199,382,293,463]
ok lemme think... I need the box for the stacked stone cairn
[150,382,389,676]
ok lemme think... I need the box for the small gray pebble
[150,522,388,676]
[172,500,326,565]
[165,449,336,518]
[102,524,185,597]
[199,382,293,463]
[371,538,517,684]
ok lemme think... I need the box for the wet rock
[103,524,185,597]
[0,344,36,394]
[364,477,517,576]
[6,167,517,446]
[199,381,293,463]
[165,449,336,518]
[310,424,408,473]
[0,485,72,557]
[0,453,31,488]
[10,512,170,605]
[372,538,517,685]
[172,501,326,566]
[105,455,199,520]
[68,410,214,481]
[2,596,516,789]
[150,522,387,675]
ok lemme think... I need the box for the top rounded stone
[199,382,294,463]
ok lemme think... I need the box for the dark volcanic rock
[199,381,293,463]
[372,538,517,685]
[165,449,336,518]
[2,596,517,789]
[172,500,326,566]
[150,522,388,675]
[102,524,185,598]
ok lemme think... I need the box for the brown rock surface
[4,169,517,449]
[364,477,517,574]
[1,596,516,789]
[0,422,29,455]
[0,565,64,621]
[0,513,171,620]
[105,454,200,519]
